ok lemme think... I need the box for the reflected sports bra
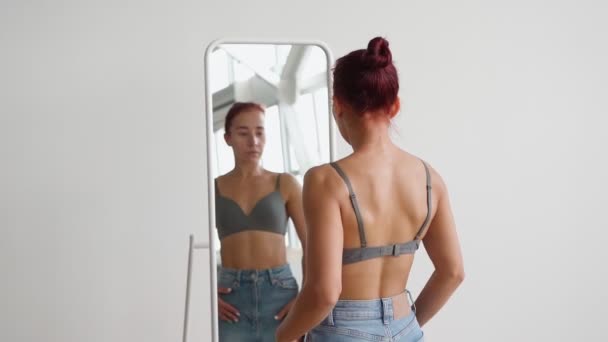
[215,174,288,240]
[330,161,432,265]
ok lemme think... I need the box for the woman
[276,37,465,341]
[214,102,306,342]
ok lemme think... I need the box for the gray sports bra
[215,175,288,240]
[330,160,432,265]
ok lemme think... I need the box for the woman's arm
[276,166,343,342]
[414,169,465,327]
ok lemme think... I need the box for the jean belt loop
[381,298,391,325]
[267,268,275,284]
[326,309,335,326]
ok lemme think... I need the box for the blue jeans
[218,264,298,342]
[306,291,424,341]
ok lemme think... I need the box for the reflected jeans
[218,264,298,342]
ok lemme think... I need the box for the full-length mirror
[202,40,334,342]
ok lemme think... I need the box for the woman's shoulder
[303,163,344,191]
[403,156,448,197]
[354,148,448,195]
[214,173,227,184]
[305,162,337,177]
[270,171,297,187]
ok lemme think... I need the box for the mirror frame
[203,38,336,342]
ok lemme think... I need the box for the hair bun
[362,37,392,69]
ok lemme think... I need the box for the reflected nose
[250,135,259,147]
[246,135,254,146]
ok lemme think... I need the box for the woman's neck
[346,116,394,154]
[231,161,263,178]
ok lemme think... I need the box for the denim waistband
[218,264,293,284]
[322,290,416,325]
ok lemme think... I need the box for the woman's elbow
[454,268,465,284]
[438,266,465,285]
[311,283,341,308]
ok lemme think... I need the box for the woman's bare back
[330,145,440,299]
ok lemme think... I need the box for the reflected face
[224,110,266,163]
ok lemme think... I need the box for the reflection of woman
[276,37,465,341]
[215,102,306,342]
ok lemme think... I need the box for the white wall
[1,0,607,341]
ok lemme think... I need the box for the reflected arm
[284,173,307,282]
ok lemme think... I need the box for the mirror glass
[208,43,332,286]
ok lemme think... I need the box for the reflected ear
[224,132,232,146]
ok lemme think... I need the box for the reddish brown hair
[332,37,399,115]
[224,102,265,133]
